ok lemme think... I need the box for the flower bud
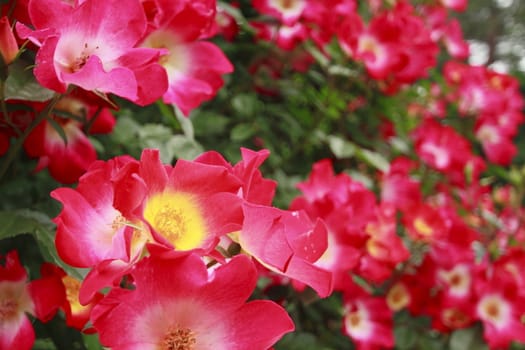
[0,16,19,65]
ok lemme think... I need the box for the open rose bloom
[51,147,333,348]
[3,0,234,184]
[0,251,65,350]
[17,0,233,112]
[91,254,294,349]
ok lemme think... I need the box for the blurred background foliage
[456,0,525,71]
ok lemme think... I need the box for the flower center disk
[143,191,206,250]
[161,326,196,350]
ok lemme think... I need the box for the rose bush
[1,0,525,349]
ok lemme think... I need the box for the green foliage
[4,60,55,102]
[0,210,83,279]
[449,327,489,350]
[109,112,203,163]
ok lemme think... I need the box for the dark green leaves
[0,209,82,279]
[4,60,55,102]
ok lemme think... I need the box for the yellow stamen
[143,191,206,251]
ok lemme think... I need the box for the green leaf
[389,136,410,154]
[231,93,258,117]
[82,334,104,350]
[138,124,178,162]
[88,136,104,154]
[47,117,68,145]
[449,327,488,350]
[0,209,53,240]
[33,221,84,280]
[357,148,389,172]
[112,115,205,162]
[394,325,418,349]
[0,210,83,279]
[137,123,173,143]
[417,333,447,350]
[217,1,252,30]
[174,105,195,140]
[4,60,55,101]
[327,65,356,78]
[230,123,256,142]
[304,42,330,68]
[486,164,510,181]
[111,115,141,145]
[167,135,204,161]
[327,135,356,159]
[275,332,331,350]
[346,170,373,188]
[32,338,56,350]
[193,112,229,136]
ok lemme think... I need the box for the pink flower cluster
[249,0,469,92]
[44,148,333,349]
[444,61,525,165]
[338,2,439,90]
[0,251,65,349]
[16,0,232,114]
[287,151,525,349]
[0,0,234,183]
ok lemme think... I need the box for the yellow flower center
[141,30,189,81]
[70,43,100,72]
[442,308,470,328]
[413,217,433,237]
[0,281,32,322]
[478,294,510,329]
[438,265,471,297]
[0,298,18,321]
[160,326,196,350]
[347,311,362,328]
[62,275,89,313]
[344,304,372,340]
[387,283,410,311]
[143,191,206,251]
